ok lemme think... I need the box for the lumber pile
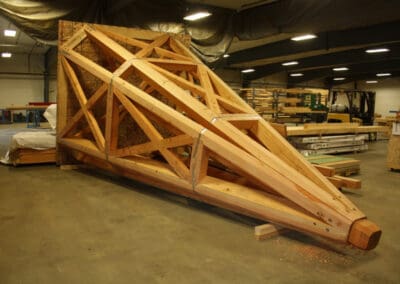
[241,88,328,123]
[290,134,369,155]
[56,21,381,250]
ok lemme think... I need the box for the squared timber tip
[348,219,381,250]
[254,223,287,241]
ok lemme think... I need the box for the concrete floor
[0,140,399,283]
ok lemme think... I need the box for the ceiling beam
[329,70,400,86]
[243,43,400,80]
[287,59,400,85]
[228,21,400,69]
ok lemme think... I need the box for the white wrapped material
[43,104,57,130]
[10,131,56,151]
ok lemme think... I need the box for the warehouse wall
[251,72,288,88]
[0,76,44,107]
[358,78,400,116]
[0,53,45,108]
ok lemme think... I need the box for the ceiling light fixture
[366,48,390,54]
[333,77,346,81]
[183,11,211,21]
[223,54,230,58]
[1,52,12,58]
[291,34,317,41]
[241,68,255,73]
[366,80,378,84]
[282,61,298,66]
[333,67,349,71]
[376,73,391,77]
[4,29,16,37]
[290,73,303,77]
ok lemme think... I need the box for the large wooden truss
[57,21,381,250]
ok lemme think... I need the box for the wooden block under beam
[254,223,288,241]
[60,164,86,170]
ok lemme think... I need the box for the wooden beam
[190,138,209,186]
[314,165,336,177]
[114,90,191,180]
[114,134,193,157]
[144,58,198,72]
[59,83,108,139]
[135,34,170,58]
[197,65,221,114]
[154,47,193,61]
[328,175,361,189]
[61,57,105,151]
[61,26,87,50]
[95,26,148,49]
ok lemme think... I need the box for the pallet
[305,155,360,176]
[56,21,381,250]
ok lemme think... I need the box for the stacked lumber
[240,88,274,116]
[305,155,361,176]
[290,134,369,155]
[241,88,328,123]
[56,21,381,250]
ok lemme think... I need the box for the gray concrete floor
[0,140,399,283]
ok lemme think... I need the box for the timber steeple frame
[57,21,381,250]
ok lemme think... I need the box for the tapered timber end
[348,219,382,250]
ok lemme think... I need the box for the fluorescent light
[1,52,12,58]
[291,34,317,41]
[366,80,378,84]
[4,29,16,37]
[376,73,391,77]
[223,54,230,58]
[333,77,346,81]
[241,68,255,73]
[333,67,349,71]
[290,73,303,77]
[184,12,211,21]
[366,48,389,54]
[282,61,298,66]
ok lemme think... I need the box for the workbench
[1,105,49,127]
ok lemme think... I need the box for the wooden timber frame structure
[57,21,381,250]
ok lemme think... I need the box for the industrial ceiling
[0,0,399,88]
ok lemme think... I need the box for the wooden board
[287,124,388,136]
[300,144,368,155]
[9,148,56,166]
[387,135,400,170]
[56,21,381,250]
